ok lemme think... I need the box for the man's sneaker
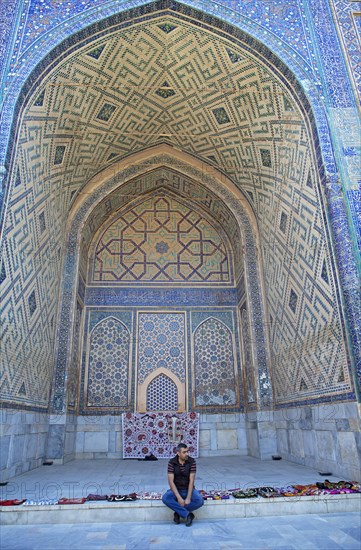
[173,512,180,524]
[185,512,194,527]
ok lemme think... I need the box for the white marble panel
[24,434,38,460]
[115,431,122,452]
[75,432,85,453]
[0,435,11,470]
[84,431,109,453]
[9,434,26,464]
[289,429,304,458]
[277,428,288,454]
[337,432,359,466]
[303,430,317,458]
[217,429,237,450]
[199,429,210,449]
[246,428,259,457]
[316,431,336,461]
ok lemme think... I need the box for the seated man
[162,442,204,526]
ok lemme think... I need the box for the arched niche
[1,4,355,415]
[53,145,271,413]
[86,186,236,286]
[84,316,131,410]
[192,317,239,409]
[138,367,185,413]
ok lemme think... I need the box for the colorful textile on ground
[23,499,59,505]
[1,480,360,506]
[257,487,281,498]
[137,491,163,500]
[107,494,137,502]
[122,412,199,458]
[0,499,26,506]
[199,489,233,500]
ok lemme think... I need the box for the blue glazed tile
[1,0,361,411]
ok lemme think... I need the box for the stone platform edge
[1,494,360,525]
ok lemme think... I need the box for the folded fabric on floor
[107,493,137,502]
[58,498,86,505]
[2,480,359,507]
[257,487,280,498]
[198,480,361,501]
[294,484,324,496]
[137,491,163,500]
[275,486,299,496]
[316,480,358,492]
[23,499,58,506]
[0,499,27,506]
[199,489,232,500]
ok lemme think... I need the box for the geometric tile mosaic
[86,45,105,60]
[193,317,238,408]
[260,149,272,168]
[279,211,287,234]
[0,10,356,413]
[14,168,21,188]
[34,90,45,107]
[240,304,257,406]
[158,23,177,34]
[28,291,37,316]
[91,194,231,284]
[54,146,66,165]
[96,103,117,122]
[272,322,352,404]
[55,157,264,415]
[212,107,231,125]
[39,211,46,233]
[332,0,361,99]
[67,300,83,409]
[86,317,130,408]
[283,95,293,112]
[321,259,329,285]
[289,289,298,314]
[226,49,242,64]
[82,173,242,271]
[137,312,186,386]
[146,373,178,411]
[0,261,6,285]
[77,305,243,414]
[155,81,176,99]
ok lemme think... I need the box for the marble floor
[1,457,360,549]
[1,513,360,549]
[1,455,354,501]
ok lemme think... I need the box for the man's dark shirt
[168,455,197,490]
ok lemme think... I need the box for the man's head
[176,443,189,462]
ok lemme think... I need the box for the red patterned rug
[122,412,199,458]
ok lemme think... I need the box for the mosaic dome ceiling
[20,14,308,212]
[4,10,351,411]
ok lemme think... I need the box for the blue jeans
[162,488,204,518]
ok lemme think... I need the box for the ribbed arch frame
[52,145,271,413]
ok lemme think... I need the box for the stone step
[1,494,360,525]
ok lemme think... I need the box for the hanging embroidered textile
[122,412,199,458]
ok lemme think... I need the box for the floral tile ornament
[122,412,199,458]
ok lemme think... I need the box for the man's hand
[177,496,186,506]
[184,497,191,506]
